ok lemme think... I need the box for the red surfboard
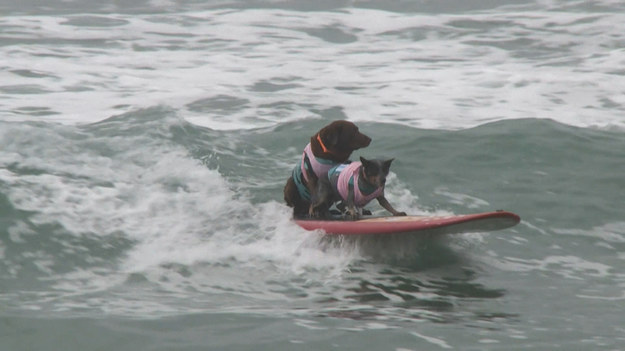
[294,211,520,236]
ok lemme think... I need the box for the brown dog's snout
[352,132,371,149]
[362,134,372,147]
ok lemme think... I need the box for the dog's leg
[301,153,321,217]
[308,186,323,218]
[345,182,359,220]
[377,196,407,216]
[284,176,310,218]
[309,175,333,218]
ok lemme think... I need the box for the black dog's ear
[359,156,370,165]
[382,158,394,173]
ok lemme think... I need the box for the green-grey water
[2,0,625,350]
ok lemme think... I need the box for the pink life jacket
[300,143,334,182]
[332,162,384,207]
[291,142,335,201]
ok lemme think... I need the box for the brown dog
[284,121,371,218]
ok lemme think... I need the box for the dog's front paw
[394,211,407,216]
[346,214,359,221]
[345,209,359,221]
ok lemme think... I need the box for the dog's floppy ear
[382,158,394,173]
[323,128,339,148]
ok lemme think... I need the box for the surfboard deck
[294,210,520,236]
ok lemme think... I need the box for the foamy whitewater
[2,4,625,130]
[1,1,625,350]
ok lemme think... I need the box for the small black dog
[311,157,407,220]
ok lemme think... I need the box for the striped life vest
[292,143,335,201]
[329,162,383,207]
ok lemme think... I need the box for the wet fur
[283,121,371,217]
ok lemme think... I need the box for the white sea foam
[2,8,625,130]
[0,121,366,308]
[553,222,625,244]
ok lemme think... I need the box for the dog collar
[316,133,332,154]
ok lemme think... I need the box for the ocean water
[1,0,624,350]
